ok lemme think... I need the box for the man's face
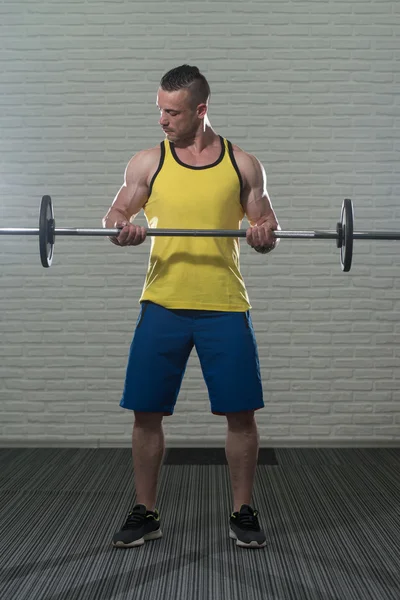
[156,88,204,143]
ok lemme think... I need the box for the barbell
[0,195,399,271]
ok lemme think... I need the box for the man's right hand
[113,221,147,246]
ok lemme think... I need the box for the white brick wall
[1,0,400,446]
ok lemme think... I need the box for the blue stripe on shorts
[120,301,264,416]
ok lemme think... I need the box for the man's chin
[164,131,188,144]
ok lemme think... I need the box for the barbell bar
[0,227,342,238]
[0,195,399,271]
[3,227,398,240]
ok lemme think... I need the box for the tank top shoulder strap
[148,141,167,197]
[224,138,244,193]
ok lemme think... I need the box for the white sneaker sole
[113,529,163,548]
[229,529,266,548]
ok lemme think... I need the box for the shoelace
[122,511,147,530]
[236,510,260,531]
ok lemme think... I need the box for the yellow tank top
[139,136,251,311]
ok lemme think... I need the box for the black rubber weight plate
[39,195,54,268]
[340,198,353,272]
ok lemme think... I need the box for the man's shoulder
[132,145,162,164]
[229,142,260,172]
[125,145,162,180]
[230,142,245,154]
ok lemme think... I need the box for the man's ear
[197,103,208,119]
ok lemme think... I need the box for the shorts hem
[211,405,264,416]
[120,403,173,416]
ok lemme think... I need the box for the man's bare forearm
[102,207,131,228]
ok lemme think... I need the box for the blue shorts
[120,301,264,416]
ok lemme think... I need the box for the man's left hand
[246,219,277,253]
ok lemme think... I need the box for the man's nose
[159,112,169,126]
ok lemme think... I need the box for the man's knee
[226,410,255,431]
[134,411,164,428]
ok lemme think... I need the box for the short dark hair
[160,65,210,106]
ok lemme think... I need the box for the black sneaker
[229,504,266,548]
[112,504,162,548]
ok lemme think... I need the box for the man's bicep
[105,150,157,223]
[114,155,151,220]
[240,155,279,227]
[107,182,147,223]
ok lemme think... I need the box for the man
[103,65,280,549]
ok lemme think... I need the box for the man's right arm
[102,147,160,246]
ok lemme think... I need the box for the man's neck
[172,124,219,153]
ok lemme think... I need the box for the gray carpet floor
[0,447,399,600]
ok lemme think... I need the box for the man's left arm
[237,151,280,254]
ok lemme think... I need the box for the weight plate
[340,198,353,272]
[336,221,343,249]
[39,195,55,268]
